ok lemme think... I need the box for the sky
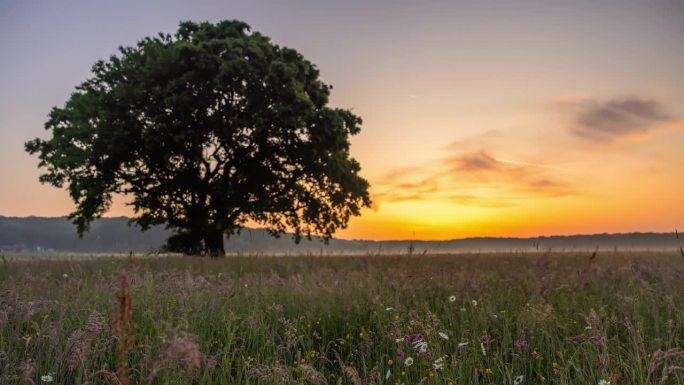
[1,0,683,240]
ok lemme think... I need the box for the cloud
[451,150,502,172]
[371,149,577,209]
[564,97,673,141]
[443,130,502,150]
[445,150,575,195]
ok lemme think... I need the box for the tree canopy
[25,20,370,256]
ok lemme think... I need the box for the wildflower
[598,381,611,385]
[41,373,54,383]
[62,273,68,279]
[449,295,457,302]
[433,357,444,370]
[396,350,405,361]
[471,299,478,307]
[514,339,529,349]
[418,349,430,357]
[438,332,449,340]
[484,368,493,375]
[387,359,393,366]
[404,357,414,367]
[403,334,411,343]
[413,340,428,352]
[458,341,469,348]
[385,307,394,311]
[532,350,542,360]
[460,307,466,312]
[385,369,391,380]
[395,338,403,343]
[514,375,524,384]
[480,342,486,356]
[480,335,493,344]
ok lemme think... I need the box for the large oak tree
[25,20,370,256]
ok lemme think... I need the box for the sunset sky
[1,0,683,240]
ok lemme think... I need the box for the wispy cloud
[371,148,577,208]
[449,150,502,172]
[445,150,576,195]
[561,96,674,141]
[443,130,502,150]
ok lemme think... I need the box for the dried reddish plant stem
[115,274,135,385]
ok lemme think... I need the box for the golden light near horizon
[1,1,683,240]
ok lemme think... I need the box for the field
[1,252,683,385]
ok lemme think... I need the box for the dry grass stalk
[648,348,684,384]
[66,312,105,370]
[298,364,328,385]
[19,357,37,385]
[333,352,362,385]
[146,330,206,384]
[659,366,684,385]
[89,369,122,385]
[583,309,610,369]
[114,274,135,385]
[342,365,362,385]
[246,362,296,385]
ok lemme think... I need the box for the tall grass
[0,252,682,384]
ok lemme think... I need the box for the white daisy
[438,332,449,340]
[471,299,478,307]
[480,342,486,356]
[598,380,611,385]
[449,295,456,302]
[41,373,54,383]
[404,357,414,366]
[514,375,524,385]
[413,340,428,352]
[385,307,394,311]
[458,341,469,348]
[385,369,391,379]
[433,357,444,370]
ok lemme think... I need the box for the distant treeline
[0,216,680,254]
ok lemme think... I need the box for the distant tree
[25,20,370,256]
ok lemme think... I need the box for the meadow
[1,252,683,385]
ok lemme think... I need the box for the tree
[25,20,370,256]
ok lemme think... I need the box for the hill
[0,216,680,254]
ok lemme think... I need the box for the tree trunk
[204,230,225,257]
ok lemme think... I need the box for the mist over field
[1,216,681,255]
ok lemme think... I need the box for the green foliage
[1,253,683,384]
[25,20,370,255]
